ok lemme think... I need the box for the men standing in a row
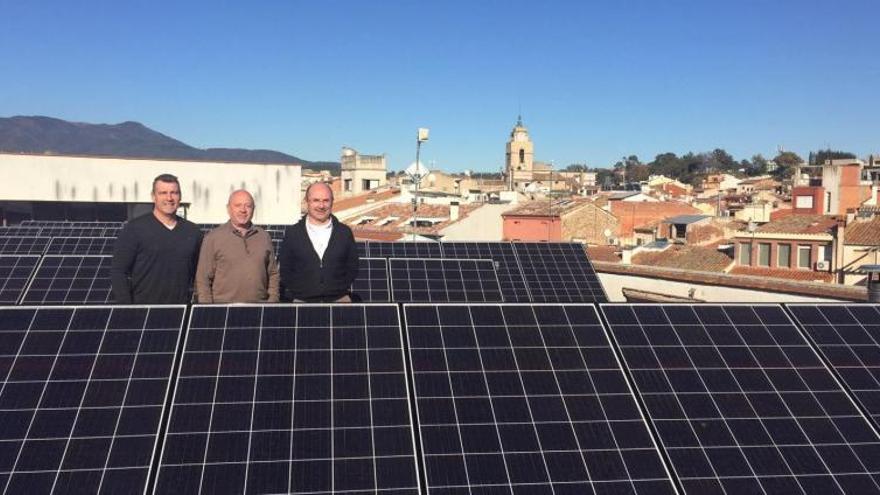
[278,182,359,302]
[195,190,280,303]
[111,174,203,303]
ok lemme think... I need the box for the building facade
[340,147,387,197]
[505,116,535,191]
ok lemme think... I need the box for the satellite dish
[405,161,431,182]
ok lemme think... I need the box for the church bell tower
[505,115,534,190]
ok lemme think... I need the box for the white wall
[0,154,301,224]
[598,272,845,303]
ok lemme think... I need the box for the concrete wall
[0,154,301,224]
[598,272,845,303]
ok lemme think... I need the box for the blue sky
[1,0,878,172]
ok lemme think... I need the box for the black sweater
[111,213,203,304]
[278,215,359,301]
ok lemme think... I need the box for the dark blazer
[278,214,359,301]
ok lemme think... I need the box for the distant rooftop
[665,214,711,225]
[503,199,588,217]
[753,214,837,235]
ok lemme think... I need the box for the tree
[772,151,803,178]
[750,154,769,175]
[565,163,588,172]
[812,149,857,165]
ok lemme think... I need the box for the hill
[0,116,340,172]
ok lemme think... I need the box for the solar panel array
[788,304,880,429]
[0,237,51,255]
[156,304,420,494]
[0,305,186,494]
[390,258,503,303]
[405,304,676,494]
[351,257,390,303]
[22,256,114,305]
[0,255,41,304]
[45,237,115,256]
[602,304,880,494]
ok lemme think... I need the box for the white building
[0,153,301,224]
[340,147,386,196]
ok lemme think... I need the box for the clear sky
[1,0,877,172]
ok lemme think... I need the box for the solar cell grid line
[356,241,369,259]
[389,258,504,303]
[404,303,677,494]
[600,303,880,495]
[351,257,390,302]
[22,255,114,305]
[0,255,41,304]
[0,236,51,255]
[368,242,444,259]
[786,304,880,429]
[38,227,113,238]
[155,304,420,495]
[512,243,608,303]
[45,237,116,256]
[0,227,44,237]
[440,242,532,302]
[0,305,187,495]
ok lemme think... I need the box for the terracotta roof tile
[753,214,837,235]
[585,245,620,263]
[845,217,880,246]
[729,266,834,283]
[631,245,733,272]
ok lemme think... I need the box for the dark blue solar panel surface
[368,242,443,259]
[389,258,503,303]
[405,304,676,494]
[601,304,880,494]
[0,255,41,304]
[22,256,114,305]
[0,305,185,494]
[513,243,607,303]
[0,237,50,255]
[45,237,116,256]
[356,241,369,259]
[440,242,532,302]
[351,257,390,302]
[156,304,419,494]
[788,304,880,429]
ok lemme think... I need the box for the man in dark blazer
[278,182,359,302]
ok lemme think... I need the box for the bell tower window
[519,149,525,164]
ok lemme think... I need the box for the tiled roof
[753,214,837,235]
[503,199,589,217]
[610,201,702,238]
[344,202,479,236]
[729,266,834,283]
[351,229,404,242]
[631,245,733,272]
[585,245,620,263]
[665,214,711,224]
[331,189,399,212]
[845,217,880,246]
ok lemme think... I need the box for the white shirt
[306,219,333,260]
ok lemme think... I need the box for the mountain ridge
[0,116,340,172]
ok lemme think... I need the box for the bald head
[305,181,333,225]
[227,189,255,229]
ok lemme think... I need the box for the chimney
[449,201,460,221]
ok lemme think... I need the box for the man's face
[306,184,333,224]
[227,192,255,228]
[152,180,181,216]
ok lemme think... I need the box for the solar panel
[787,304,880,429]
[156,304,420,494]
[404,304,676,494]
[22,256,114,305]
[0,227,44,237]
[0,305,186,494]
[513,243,608,303]
[45,237,116,256]
[351,258,390,302]
[441,242,532,302]
[37,227,114,238]
[356,241,369,259]
[0,236,51,255]
[601,303,880,494]
[389,258,503,303]
[368,242,443,259]
[0,255,41,304]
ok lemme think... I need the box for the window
[798,245,811,269]
[739,243,751,265]
[758,243,771,267]
[795,195,814,208]
[344,179,352,192]
[822,245,832,262]
[519,149,525,164]
[778,244,791,268]
[825,191,832,214]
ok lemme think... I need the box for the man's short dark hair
[152,173,180,193]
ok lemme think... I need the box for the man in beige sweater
[196,190,280,303]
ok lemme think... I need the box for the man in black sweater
[279,182,359,302]
[111,174,203,304]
